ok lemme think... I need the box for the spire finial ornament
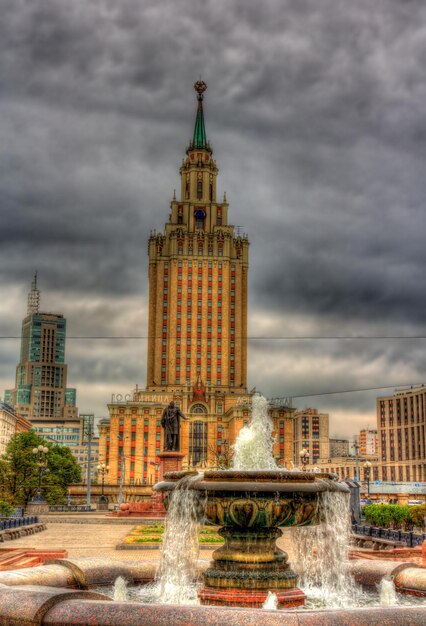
[27,271,41,315]
[191,79,209,151]
[194,79,207,101]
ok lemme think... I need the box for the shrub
[409,504,426,530]
[363,504,411,529]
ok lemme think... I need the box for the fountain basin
[154,469,349,608]
[0,558,425,624]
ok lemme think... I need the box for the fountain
[155,468,348,608]
[153,394,350,608]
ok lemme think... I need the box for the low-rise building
[330,438,350,457]
[358,428,377,455]
[0,400,32,455]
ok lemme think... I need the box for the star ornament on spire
[194,79,207,100]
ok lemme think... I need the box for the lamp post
[363,461,372,498]
[117,434,129,508]
[299,448,310,470]
[353,442,360,481]
[31,445,49,503]
[97,463,109,510]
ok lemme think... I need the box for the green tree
[0,431,81,506]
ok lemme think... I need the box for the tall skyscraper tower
[99,83,295,484]
[146,80,249,391]
[5,274,78,423]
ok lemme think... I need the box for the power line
[1,335,426,340]
[289,382,425,399]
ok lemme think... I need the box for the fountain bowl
[155,469,349,529]
[154,469,350,608]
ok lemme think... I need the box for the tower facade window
[195,209,205,229]
[189,420,207,466]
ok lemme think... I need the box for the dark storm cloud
[1,0,426,433]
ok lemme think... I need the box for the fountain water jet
[379,575,398,606]
[262,591,278,610]
[113,576,128,602]
[233,394,278,470]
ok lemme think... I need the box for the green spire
[192,80,209,149]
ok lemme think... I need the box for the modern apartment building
[5,274,78,427]
[377,385,426,483]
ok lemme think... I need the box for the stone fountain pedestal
[198,527,306,609]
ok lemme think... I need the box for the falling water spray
[141,473,206,605]
[292,490,361,608]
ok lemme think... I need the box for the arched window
[194,209,205,229]
[190,403,207,414]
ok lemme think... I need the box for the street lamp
[97,463,109,510]
[363,461,372,498]
[299,448,310,470]
[31,445,49,503]
[117,434,129,508]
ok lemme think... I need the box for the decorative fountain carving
[154,468,349,608]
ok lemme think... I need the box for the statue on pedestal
[161,401,186,452]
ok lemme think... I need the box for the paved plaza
[9,515,295,562]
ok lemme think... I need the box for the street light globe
[43,447,49,454]
[32,448,38,454]
[299,449,306,458]
[37,444,44,452]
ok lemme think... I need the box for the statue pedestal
[157,451,185,481]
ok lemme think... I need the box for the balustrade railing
[352,523,426,548]
[0,516,39,530]
[48,505,93,512]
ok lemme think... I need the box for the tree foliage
[208,440,234,469]
[0,431,81,506]
[0,500,14,517]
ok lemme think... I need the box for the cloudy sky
[1,0,426,439]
